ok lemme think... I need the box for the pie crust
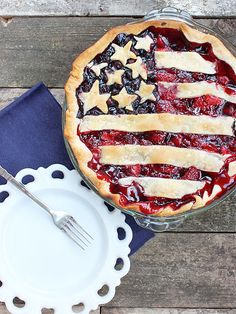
[65,19,236,216]
[160,81,236,103]
[79,113,234,136]
[118,177,205,199]
[99,145,227,172]
[155,51,216,74]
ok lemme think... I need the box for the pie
[64,20,236,216]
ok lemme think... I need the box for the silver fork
[0,166,93,250]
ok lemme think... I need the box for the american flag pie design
[65,20,236,216]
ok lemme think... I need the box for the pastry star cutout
[106,69,125,85]
[134,35,153,51]
[126,57,147,80]
[111,41,137,65]
[136,81,156,103]
[79,80,110,113]
[112,87,137,110]
[88,62,107,76]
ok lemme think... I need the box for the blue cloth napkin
[0,82,154,254]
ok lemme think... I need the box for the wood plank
[107,234,236,308]
[0,17,235,87]
[102,309,236,314]
[0,0,235,17]
[0,87,235,232]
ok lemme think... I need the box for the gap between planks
[101,309,236,314]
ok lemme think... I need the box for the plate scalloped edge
[0,164,132,314]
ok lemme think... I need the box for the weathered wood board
[102,309,236,314]
[108,234,236,308]
[0,18,235,87]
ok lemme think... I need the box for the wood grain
[0,18,235,87]
[108,234,236,308]
[0,0,235,17]
[102,309,236,314]
[1,304,235,314]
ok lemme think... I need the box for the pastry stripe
[100,145,228,172]
[79,113,235,136]
[159,81,236,104]
[118,177,205,199]
[155,51,216,74]
[228,161,236,176]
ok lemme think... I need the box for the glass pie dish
[62,7,236,232]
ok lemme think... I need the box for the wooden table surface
[0,1,235,313]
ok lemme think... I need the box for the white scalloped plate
[0,164,132,314]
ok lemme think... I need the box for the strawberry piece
[201,143,218,153]
[129,164,141,176]
[101,131,112,142]
[204,95,222,106]
[177,71,194,83]
[182,166,201,180]
[157,35,168,49]
[171,134,183,147]
[156,71,177,82]
[220,146,230,155]
[150,132,166,144]
[157,100,176,113]
[193,95,222,110]
[192,73,206,81]
[159,165,177,175]
[218,75,230,85]
[222,102,236,117]
[193,97,206,108]
[140,139,152,145]
[101,130,122,143]
[225,86,236,96]
[158,84,177,101]
[190,136,202,148]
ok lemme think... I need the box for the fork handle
[0,166,52,216]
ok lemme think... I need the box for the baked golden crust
[79,114,234,136]
[155,51,216,74]
[64,19,236,217]
[161,82,236,103]
[99,145,227,172]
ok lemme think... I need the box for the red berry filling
[80,131,236,154]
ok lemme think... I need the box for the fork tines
[62,216,94,250]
